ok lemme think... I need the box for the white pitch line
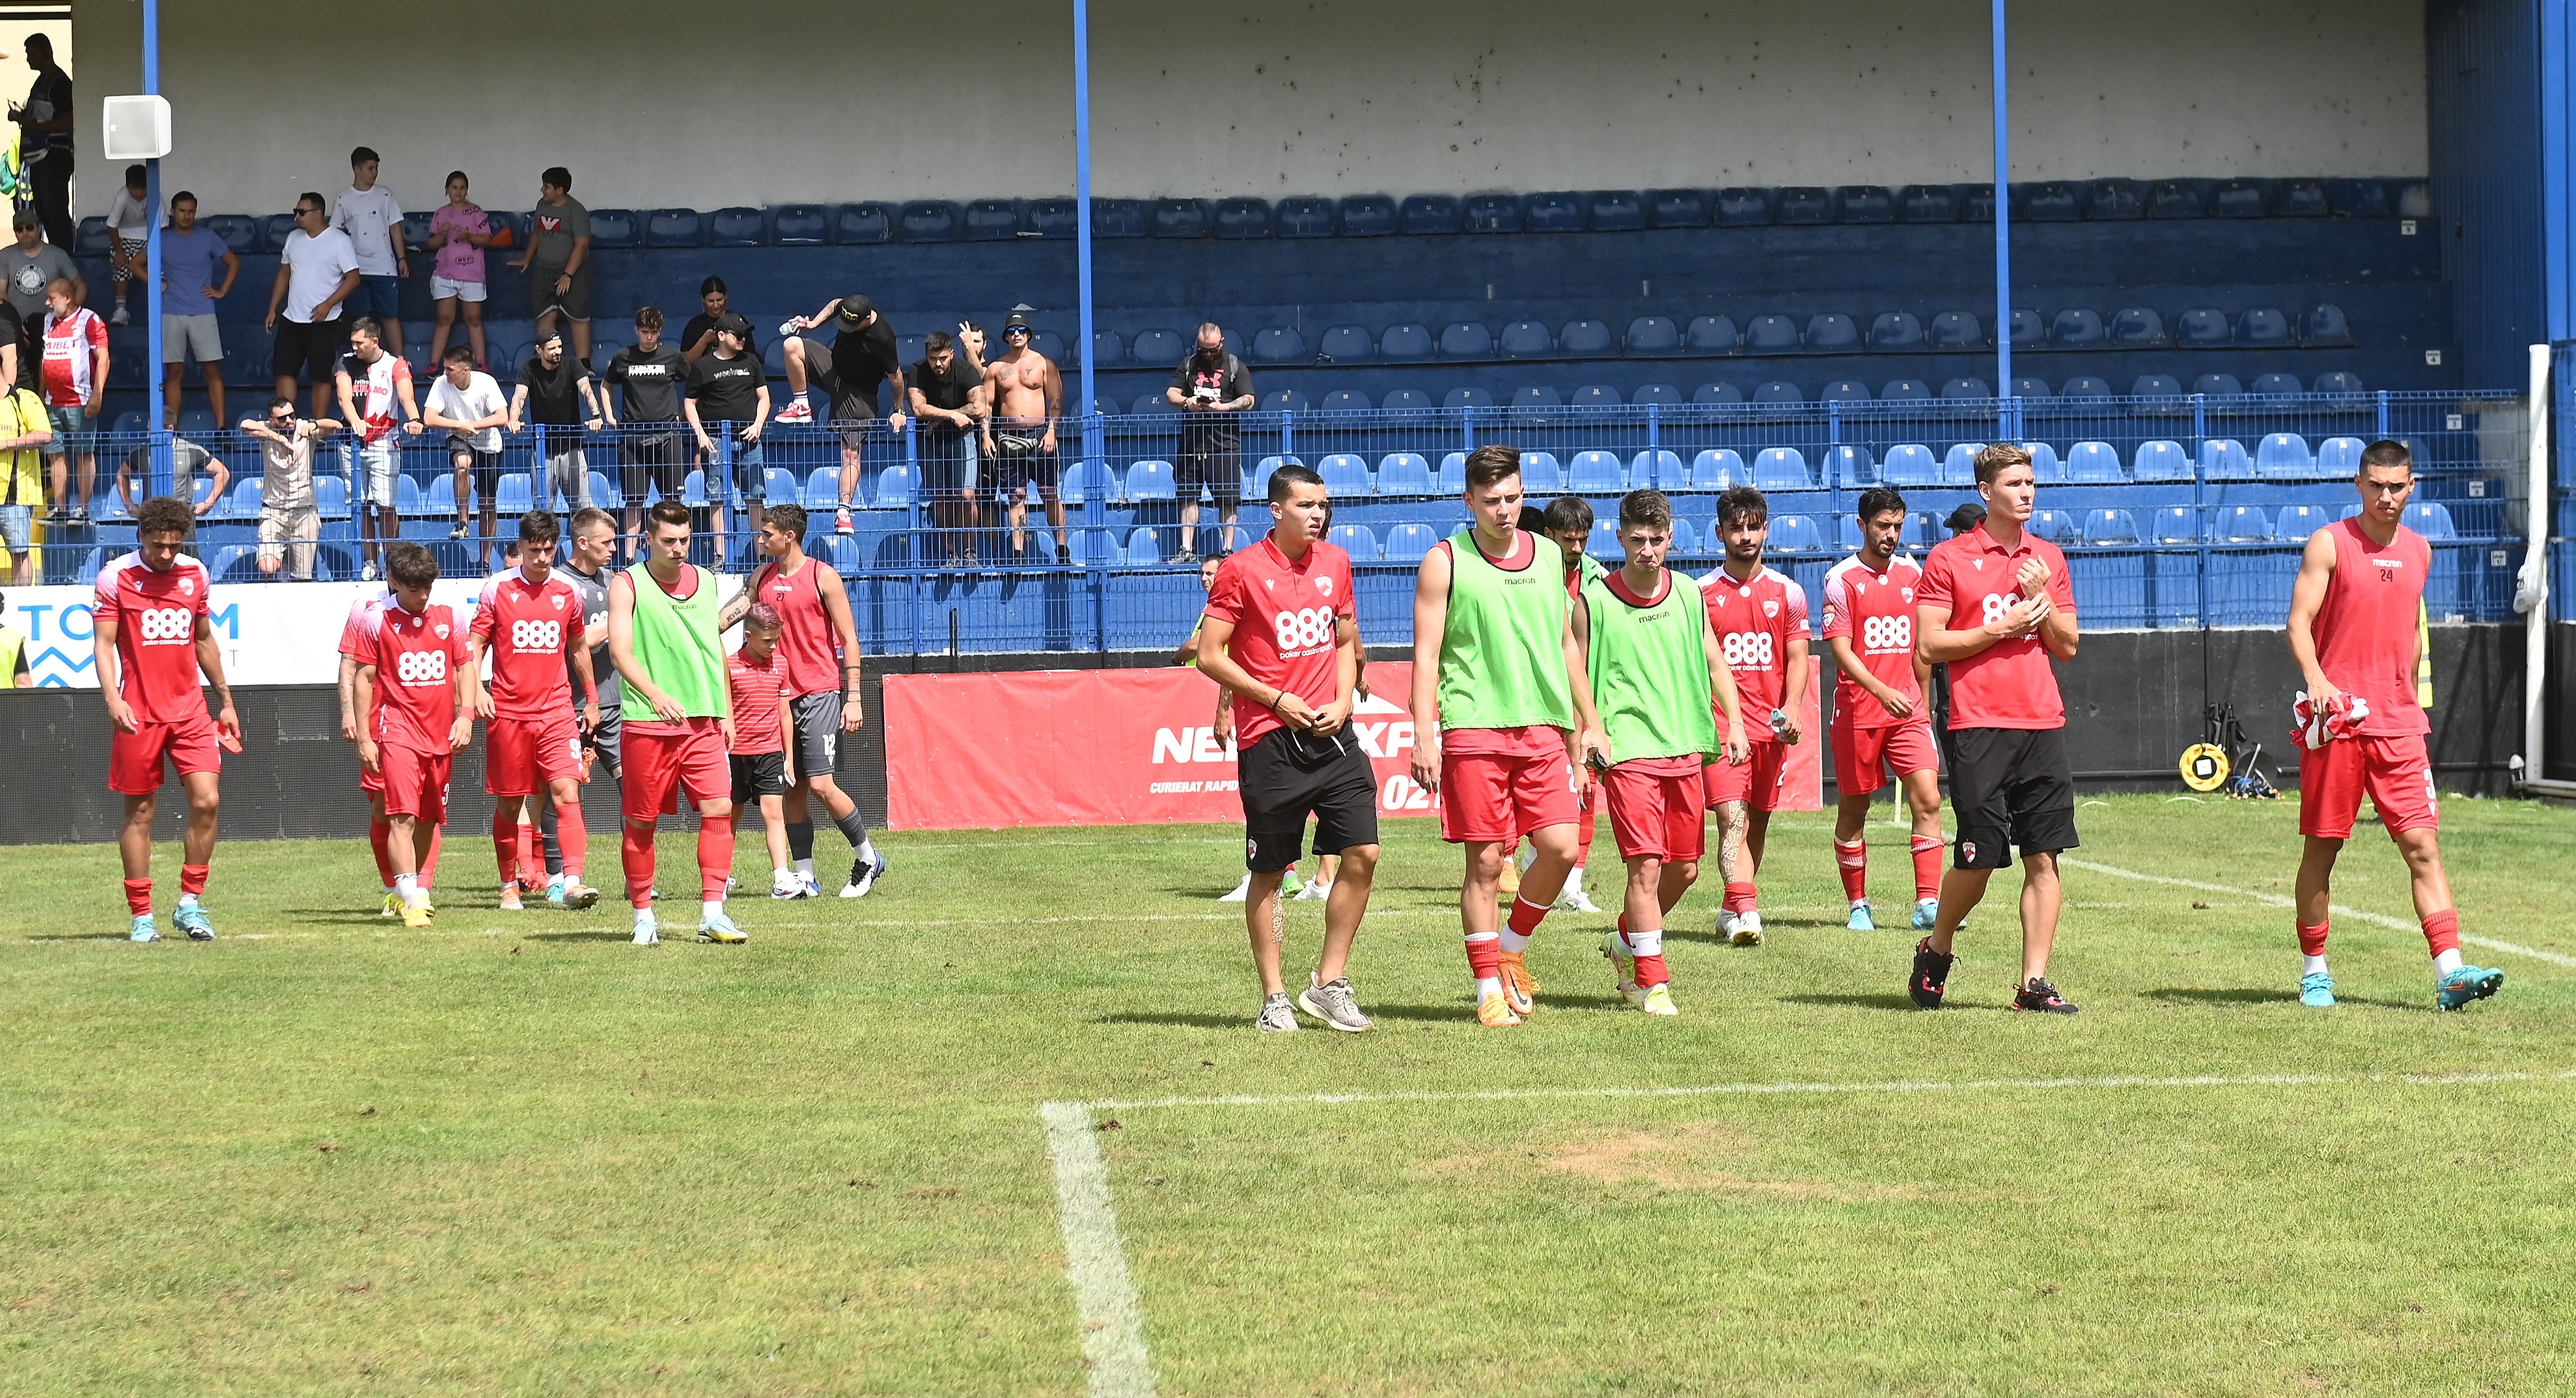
[2061,857,2576,969]
[1039,1101,1158,1398]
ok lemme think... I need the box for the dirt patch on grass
[1423,1122,1918,1201]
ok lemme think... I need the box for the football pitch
[5,794,2574,1395]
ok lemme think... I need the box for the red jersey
[1821,553,1925,729]
[1700,564,1809,738]
[750,555,846,698]
[1917,522,2077,730]
[470,568,584,718]
[726,649,792,755]
[94,552,213,725]
[361,600,470,751]
[2311,517,2431,736]
[1202,535,1356,746]
[42,307,107,407]
[337,587,389,659]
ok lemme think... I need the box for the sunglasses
[1004,326,1031,337]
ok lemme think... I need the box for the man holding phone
[1193,462,1379,1033]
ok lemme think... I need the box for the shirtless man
[978,311,1068,565]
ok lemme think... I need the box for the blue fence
[23,388,2527,654]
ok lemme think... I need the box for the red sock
[1910,835,1943,902]
[2297,919,2330,957]
[1506,893,1550,939]
[1622,916,1671,987]
[516,822,539,886]
[1834,838,1868,901]
[554,800,587,879]
[422,825,443,886]
[2421,909,2460,957]
[697,813,734,901]
[492,812,519,889]
[1723,881,1758,914]
[180,863,208,897]
[370,817,395,887]
[623,824,656,909]
[1463,931,1501,979]
[123,878,152,916]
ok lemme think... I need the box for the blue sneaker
[173,902,215,940]
[839,850,889,899]
[2299,971,2336,1007]
[129,914,160,943]
[2437,965,2504,1012]
[546,876,567,908]
[1911,898,1939,930]
[697,909,747,944]
[1846,900,1876,931]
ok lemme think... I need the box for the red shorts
[1830,717,1940,796]
[2299,733,2438,840]
[377,742,453,824]
[624,720,731,822]
[359,764,383,796]
[1602,762,1708,862]
[1441,748,1578,844]
[1703,739,1790,811]
[108,714,223,795]
[484,710,583,796]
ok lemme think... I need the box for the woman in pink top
[424,171,493,370]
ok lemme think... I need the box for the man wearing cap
[3,210,79,392]
[775,294,907,534]
[982,311,1068,565]
[683,311,769,557]
[1165,324,1254,564]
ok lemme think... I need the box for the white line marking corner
[1040,1101,1157,1398]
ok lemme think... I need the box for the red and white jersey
[93,551,212,725]
[726,649,792,755]
[749,555,846,699]
[360,600,469,751]
[338,587,391,660]
[471,567,583,718]
[338,350,409,443]
[1917,522,2077,730]
[1821,553,1924,729]
[41,307,107,408]
[1202,535,1356,746]
[2312,517,2431,736]
[1700,563,1808,735]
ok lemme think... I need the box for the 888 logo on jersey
[396,650,449,685]
[1272,606,1336,655]
[1719,630,1775,669]
[511,619,564,652]
[1859,613,1912,652]
[137,606,193,643]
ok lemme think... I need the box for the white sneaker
[1219,874,1252,902]
[632,910,659,945]
[771,870,805,899]
[835,508,853,534]
[1716,908,1738,941]
[110,303,130,326]
[361,562,379,582]
[1730,910,1766,947]
[1293,879,1331,902]
[773,397,814,424]
[725,874,741,894]
[1557,878,1602,914]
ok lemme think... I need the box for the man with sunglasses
[1165,324,1253,564]
[265,193,362,424]
[981,311,1066,564]
[776,293,907,534]
[240,396,339,581]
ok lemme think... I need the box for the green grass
[3,794,2573,1395]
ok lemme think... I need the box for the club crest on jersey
[178,578,195,595]
[1902,587,1915,601]
[1762,599,1779,617]
[551,595,564,609]
[1316,577,1333,596]
[434,623,450,639]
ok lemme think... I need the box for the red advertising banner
[881,658,1823,831]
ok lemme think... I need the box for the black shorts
[450,440,505,500]
[1946,726,2079,869]
[274,316,348,384]
[988,430,1058,496]
[730,750,788,802]
[581,704,622,781]
[622,430,686,503]
[531,260,594,323]
[1237,727,1381,873]
[920,431,973,496]
[1177,445,1243,507]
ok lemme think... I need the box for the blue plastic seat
[1338,195,1396,236]
[1463,194,1523,233]
[2239,308,2292,345]
[2256,432,2314,475]
[1868,313,1924,349]
[1691,382,1744,405]
[2029,509,2079,544]
[1631,383,1684,406]
[2200,438,2253,477]
[2133,440,2191,481]
[1941,377,1992,400]
[1496,321,1552,358]
[2050,309,2106,346]
[835,203,893,244]
[898,201,961,242]
[680,469,708,509]
[1632,449,1685,490]
[1568,451,1624,492]
[1743,315,1801,352]
[2109,308,2167,346]
[1899,185,1960,221]
[2083,509,2142,545]
[1318,453,1372,495]
[1684,316,1739,352]
[1820,445,1872,488]
[1319,326,1374,363]
[205,214,260,254]
[1252,455,1302,499]
[1379,324,1435,361]
[590,471,621,509]
[1715,188,1774,226]
[1150,199,1210,238]
[1377,453,1433,494]
[2020,442,2066,482]
[954,199,1018,242]
[2176,309,2231,346]
[2219,506,2273,542]
[1125,527,1165,565]
[2012,378,2053,400]
[2405,503,2457,538]
[1668,519,1702,554]
[2152,506,2202,544]
[1805,314,1861,352]
[2060,376,2115,397]
[1059,460,1116,505]
[1821,380,1872,403]
[1125,460,1176,500]
[495,473,535,516]
[1693,449,1744,488]
[1941,443,1984,484]
[2317,436,2366,474]
[1879,379,1932,402]
[1276,196,1335,237]
[1558,319,1614,356]
[1752,448,1810,490]
[2007,311,2047,348]
[1129,393,1172,416]
[2252,372,2305,397]
[1441,323,1496,359]
[1320,390,1372,413]
[1517,452,1564,492]
[1068,527,1120,566]
[1584,520,1621,559]
[644,208,705,247]
[769,204,829,246]
[222,478,264,519]
[1767,515,1825,552]
[2275,505,2331,542]
[1213,197,1272,239]
[708,207,765,247]
[1626,317,1680,354]
[1510,386,1562,411]
[874,464,915,506]
[1397,195,1461,235]
[1650,189,1712,227]
[2131,374,2186,400]
[1384,523,1440,561]
[801,467,842,508]
[1752,381,1804,406]
[2314,371,2366,395]
[1129,328,1185,365]
[2151,180,2209,218]
[2195,374,2247,400]
[1435,453,1467,493]
[259,212,300,251]
[1251,327,1307,364]
[1444,387,1493,411]
[1382,389,1435,413]
[2303,305,2355,346]
[1523,191,1585,232]
[1328,524,1383,561]
[1928,311,1984,348]
[2066,441,2125,482]
[1880,444,1939,486]
[1569,385,1621,409]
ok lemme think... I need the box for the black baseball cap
[713,311,751,337]
[1945,501,1988,534]
[835,294,876,327]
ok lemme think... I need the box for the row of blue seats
[78,177,2426,259]
[1100,373,2371,417]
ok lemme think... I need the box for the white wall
[73,0,2426,217]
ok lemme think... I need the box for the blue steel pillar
[1991,0,2015,443]
[144,0,170,497]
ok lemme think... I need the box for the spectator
[1165,322,1253,563]
[679,275,748,364]
[424,171,492,370]
[117,436,227,521]
[0,591,29,686]
[417,344,509,568]
[241,397,337,581]
[266,192,361,422]
[104,163,148,326]
[511,165,592,364]
[506,324,602,517]
[332,146,409,360]
[158,191,238,430]
[981,311,1066,563]
[0,370,48,585]
[781,294,907,538]
[683,311,769,558]
[335,316,419,581]
[36,277,104,526]
[602,305,689,550]
[907,328,985,561]
[4,210,77,391]
[8,35,72,252]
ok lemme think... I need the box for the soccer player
[609,499,745,945]
[1411,444,1610,1028]
[1822,486,1946,932]
[471,509,602,912]
[352,543,475,930]
[2285,440,2501,1011]
[1700,485,1810,945]
[536,506,618,902]
[1195,462,1381,1032]
[1576,490,1748,1016]
[1515,494,1607,914]
[340,578,443,912]
[94,496,242,941]
[719,504,886,899]
[1909,444,2082,1013]
[727,603,800,897]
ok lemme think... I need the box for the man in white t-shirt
[266,192,362,421]
[334,316,417,581]
[104,163,149,326]
[416,343,510,570]
[333,147,408,360]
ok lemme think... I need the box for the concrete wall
[74,0,2426,214]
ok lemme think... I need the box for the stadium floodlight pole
[143,0,170,499]
[1073,0,1103,544]
[1990,0,2012,442]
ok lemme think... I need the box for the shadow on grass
[523,930,639,943]
[2145,986,2420,1011]
[1779,992,1920,1012]
[1098,1012,1249,1029]
[21,932,141,942]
